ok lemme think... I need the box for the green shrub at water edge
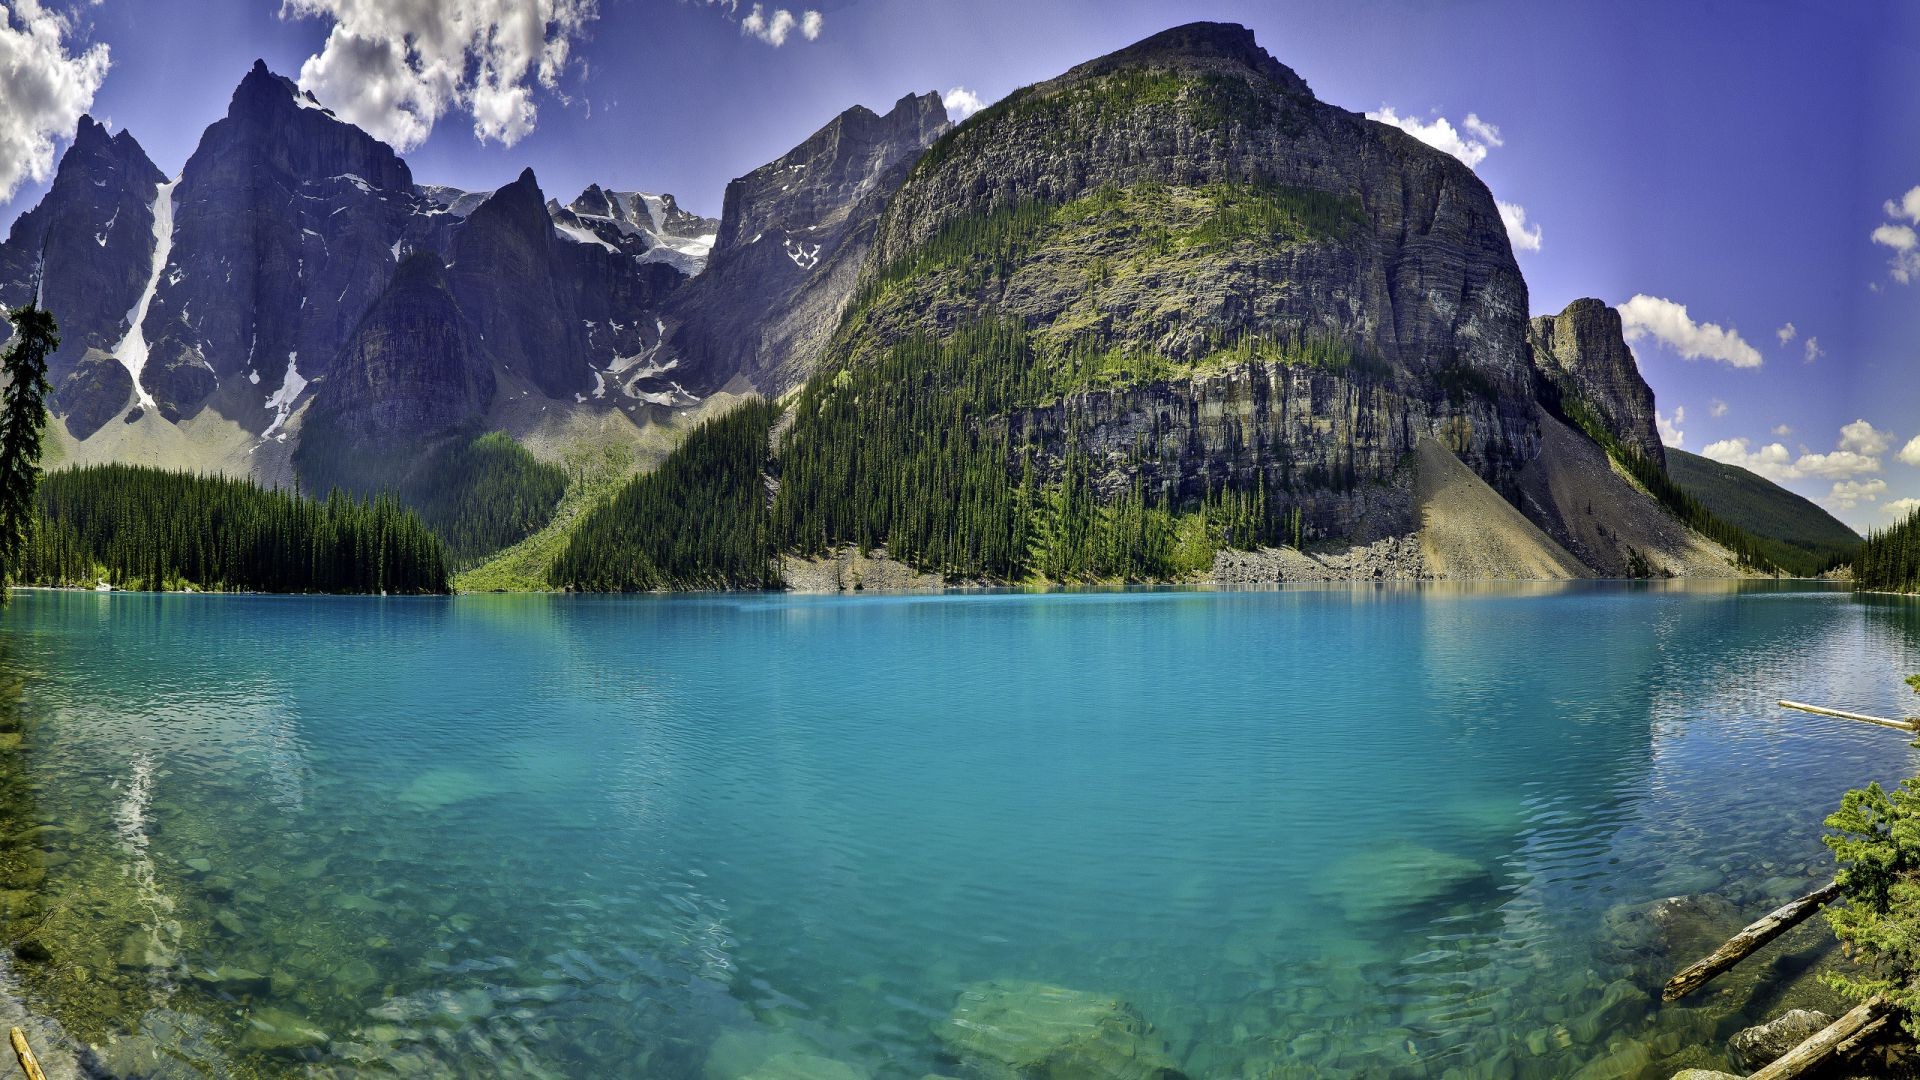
[1823,677,1920,1033]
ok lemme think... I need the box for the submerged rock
[742,1052,870,1080]
[1728,1009,1831,1072]
[1316,841,1495,922]
[1596,894,1742,967]
[934,980,1188,1080]
[239,1006,328,1054]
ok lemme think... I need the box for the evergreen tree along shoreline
[1854,507,1920,593]
[19,464,449,595]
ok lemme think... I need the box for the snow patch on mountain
[110,177,180,412]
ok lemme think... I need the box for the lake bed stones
[935,980,1188,1080]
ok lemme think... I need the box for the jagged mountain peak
[230,58,337,121]
[1067,22,1312,97]
[712,89,948,255]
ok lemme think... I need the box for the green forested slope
[1666,448,1859,575]
[19,464,448,593]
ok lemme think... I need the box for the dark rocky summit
[1530,297,1665,467]
[298,252,489,458]
[661,92,950,394]
[0,116,166,436]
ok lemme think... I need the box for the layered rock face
[662,93,949,394]
[148,61,421,423]
[1529,298,1664,467]
[838,22,1539,540]
[300,253,491,452]
[0,117,165,381]
[440,168,681,402]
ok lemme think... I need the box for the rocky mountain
[658,92,950,395]
[1528,298,1664,467]
[0,26,1772,583]
[815,23,1559,550]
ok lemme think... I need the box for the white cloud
[281,0,597,150]
[1709,399,1728,418]
[1874,223,1917,250]
[1840,419,1891,456]
[1366,106,1542,256]
[737,4,820,46]
[1771,424,1793,437]
[1886,497,1920,520]
[1657,406,1685,448]
[1898,434,1920,467]
[1827,479,1887,510]
[1497,200,1541,252]
[1802,336,1823,363]
[1703,421,1891,482]
[1888,186,1920,225]
[1616,294,1763,369]
[1776,322,1796,345]
[1872,186,1920,284]
[0,0,110,202]
[943,86,985,122]
[1366,106,1492,169]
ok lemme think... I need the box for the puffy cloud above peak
[1898,434,1920,467]
[1616,295,1762,369]
[0,0,111,202]
[710,1,822,46]
[1702,420,1893,485]
[1366,106,1492,169]
[1839,419,1892,456]
[1656,406,1685,448]
[1873,184,1920,284]
[281,0,598,150]
[1364,105,1542,255]
[1889,186,1920,225]
[1827,479,1887,511]
[1775,322,1796,345]
[943,86,985,121]
[1497,201,1540,252]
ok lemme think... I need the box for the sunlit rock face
[1529,297,1666,468]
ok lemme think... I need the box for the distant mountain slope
[1666,448,1860,574]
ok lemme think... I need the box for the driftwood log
[1746,997,1892,1080]
[1663,879,1844,1000]
[1778,699,1918,733]
[9,1026,46,1080]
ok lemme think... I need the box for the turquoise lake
[0,582,1915,1078]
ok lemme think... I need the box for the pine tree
[0,305,56,600]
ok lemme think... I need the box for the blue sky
[3,0,1915,530]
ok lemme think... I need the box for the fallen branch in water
[10,1026,46,1080]
[1663,878,1844,1001]
[1778,699,1918,733]
[1746,997,1892,1080]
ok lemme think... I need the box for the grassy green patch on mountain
[1666,447,1859,575]
[452,438,637,592]
[21,463,447,593]
[852,181,1368,399]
